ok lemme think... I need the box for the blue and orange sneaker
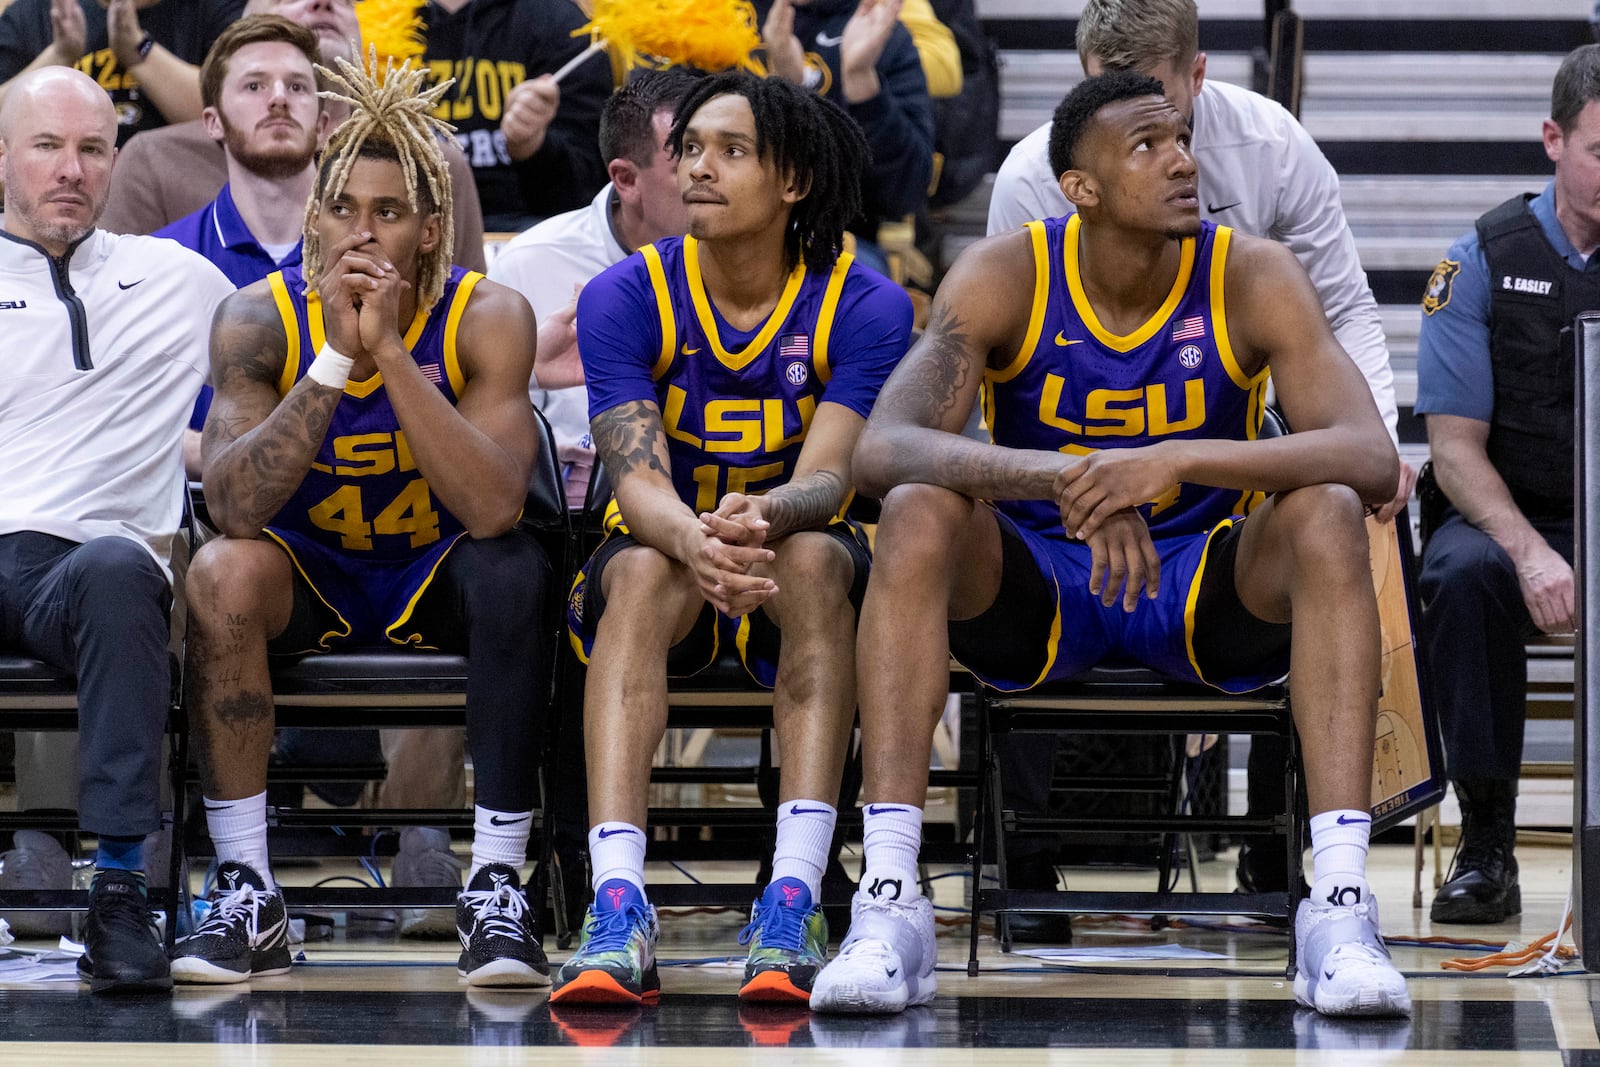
[737,877,829,1003]
[550,879,660,1005]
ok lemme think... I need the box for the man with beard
[0,65,233,991]
[98,0,485,272]
[155,14,329,473]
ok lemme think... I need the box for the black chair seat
[0,655,77,712]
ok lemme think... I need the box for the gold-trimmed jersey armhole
[267,271,301,397]
[442,271,483,398]
[988,220,1051,385]
[813,253,855,384]
[641,244,677,380]
[1208,227,1265,391]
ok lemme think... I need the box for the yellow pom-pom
[356,0,427,72]
[576,0,764,74]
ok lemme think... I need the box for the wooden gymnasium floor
[0,841,1593,1064]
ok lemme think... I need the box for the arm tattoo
[763,469,846,539]
[591,400,672,488]
[877,303,975,428]
[204,292,342,533]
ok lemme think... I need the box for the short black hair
[598,66,704,168]
[668,70,868,275]
[1047,71,1168,179]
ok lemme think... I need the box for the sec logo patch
[1178,344,1203,370]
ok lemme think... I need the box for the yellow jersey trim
[988,220,1051,385]
[311,291,434,400]
[1209,227,1265,392]
[385,532,467,648]
[685,236,806,372]
[441,271,483,399]
[261,530,352,650]
[642,244,678,381]
[1064,213,1194,353]
[268,272,301,397]
[813,253,854,385]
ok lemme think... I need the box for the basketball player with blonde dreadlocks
[175,51,556,988]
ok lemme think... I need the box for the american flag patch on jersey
[779,333,810,360]
[419,362,442,384]
[1171,316,1205,341]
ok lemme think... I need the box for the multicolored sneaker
[550,878,660,1005]
[737,877,829,1002]
[170,861,291,984]
[455,864,550,988]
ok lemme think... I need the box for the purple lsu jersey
[625,237,858,515]
[260,265,480,646]
[984,215,1270,540]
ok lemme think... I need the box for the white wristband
[307,343,354,389]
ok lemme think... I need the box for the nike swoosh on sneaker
[597,827,639,839]
[1323,969,1336,980]
[885,968,897,978]
[865,805,909,815]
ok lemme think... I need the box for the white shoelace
[462,883,528,942]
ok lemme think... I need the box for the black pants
[0,532,171,837]
[274,531,553,813]
[1419,507,1573,780]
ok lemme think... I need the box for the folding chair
[0,654,187,943]
[176,410,570,931]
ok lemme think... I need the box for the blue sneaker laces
[739,891,810,951]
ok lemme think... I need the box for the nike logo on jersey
[1206,201,1241,213]
[682,344,701,356]
[1054,332,1083,346]
[118,279,144,290]
[816,31,844,46]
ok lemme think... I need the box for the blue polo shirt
[1416,180,1600,421]
[155,183,303,428]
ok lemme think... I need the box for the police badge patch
[1422,259,1460,316]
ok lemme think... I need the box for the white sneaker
[810,888,937,1014]
[1294,884,1411,1017]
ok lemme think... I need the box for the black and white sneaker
[456,863,550,988]
[170,861,292,984]
[77,869,172,994]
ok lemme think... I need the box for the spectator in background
[898,0,960,99]
[97,0,486,272]
[0,0,244,145]
[423,0,611,232]
[983,0,1409,932]
[488,67,700,508]
[755,0,934,275]
[1413,44,1600,928]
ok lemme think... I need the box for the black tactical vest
[1476,194,1600,516]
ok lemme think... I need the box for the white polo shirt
[489,183,627,457]
[0,227,233,578]
[988,79,1397,443]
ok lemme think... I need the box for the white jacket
[0,228,232,578]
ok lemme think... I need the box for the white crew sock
[203,791,275,890]
[588,821,647,895]
[1309,808,1372,905]
[470,805,532,882]
[770,799,837,899]
[859,802,923,902]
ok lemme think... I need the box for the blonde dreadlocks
[305,47,456,313]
